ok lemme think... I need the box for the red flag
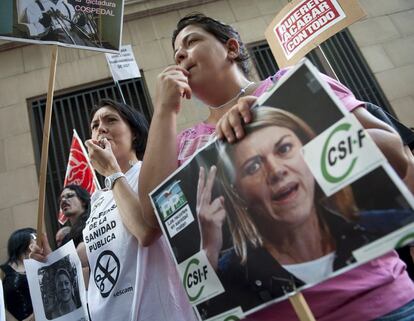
[58,130,100,225]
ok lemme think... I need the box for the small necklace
[209,81,254,110]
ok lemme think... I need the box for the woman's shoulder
[0,263,13,275]
[177,122,215,141]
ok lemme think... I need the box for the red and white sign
[265,0,365,67]
[275,0,345,59]
[58,129,100,225]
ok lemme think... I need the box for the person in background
[55,226,71,248]
[58,184,90,248]
[139,13,414,321]
[0,228,36,321]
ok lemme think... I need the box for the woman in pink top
[139,13,414,321]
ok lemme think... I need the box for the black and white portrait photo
[38,255,81,319]
[24,241,88,321]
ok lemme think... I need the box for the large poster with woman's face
[0,0,123,53]
[150,60,414,321]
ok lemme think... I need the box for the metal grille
[28,77,153,236]
[249,29,393,113]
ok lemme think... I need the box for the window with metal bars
[28,77,153,239]
[249,29,393,114]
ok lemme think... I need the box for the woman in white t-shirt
[31,99,196,321]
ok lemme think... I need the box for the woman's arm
[138,66,192,239]
[76,242,90,289]
[197,166,227,270]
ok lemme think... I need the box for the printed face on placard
[233,126,316,227]
[55,272,73,303]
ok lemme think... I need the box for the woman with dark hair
[0,228,36,321]
[31,98,195,321]
[139,13,414,321]
[59,184,90,247]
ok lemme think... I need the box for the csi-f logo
[183,258,208,302]
[321,122,366,183]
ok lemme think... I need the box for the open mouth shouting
[271,182,299,204]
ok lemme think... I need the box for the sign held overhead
[265,0,365,67]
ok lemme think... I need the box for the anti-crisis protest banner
[0,0,124,53]
[149,60,414,321]
[265,0,365,67]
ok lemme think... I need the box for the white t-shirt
[283,252,335,284]
[83,162,196,321]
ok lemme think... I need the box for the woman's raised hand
[155,65,192,115]
[197,166,226,270]
[29,233,52,263]
[216,95,258,143]
[85,138,121,177]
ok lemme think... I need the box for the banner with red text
[265,0,365,67]
[0,0,124,53]
[58,129,100,225]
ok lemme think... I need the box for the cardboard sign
[149,60,414,320]
[265,0,365,67]
[0,0,124,53]
[105,44,141,82]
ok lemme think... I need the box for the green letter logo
[321,122,357,183]
[183,258,204,302]
[396,233,414,248]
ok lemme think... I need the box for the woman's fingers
[202,166,217,205]
[202,197,226,225]
[218,112,236,143]
[196,167,206,208]
[155,66,191,113]
[216,95,257,142]
[163,64,190,76]
[30,233,51,262]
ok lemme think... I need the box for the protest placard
[0,0,124,53]
[105,44,141,82]
[265,0,365,67]
[149,60,414,321]
[24,241,88,321]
